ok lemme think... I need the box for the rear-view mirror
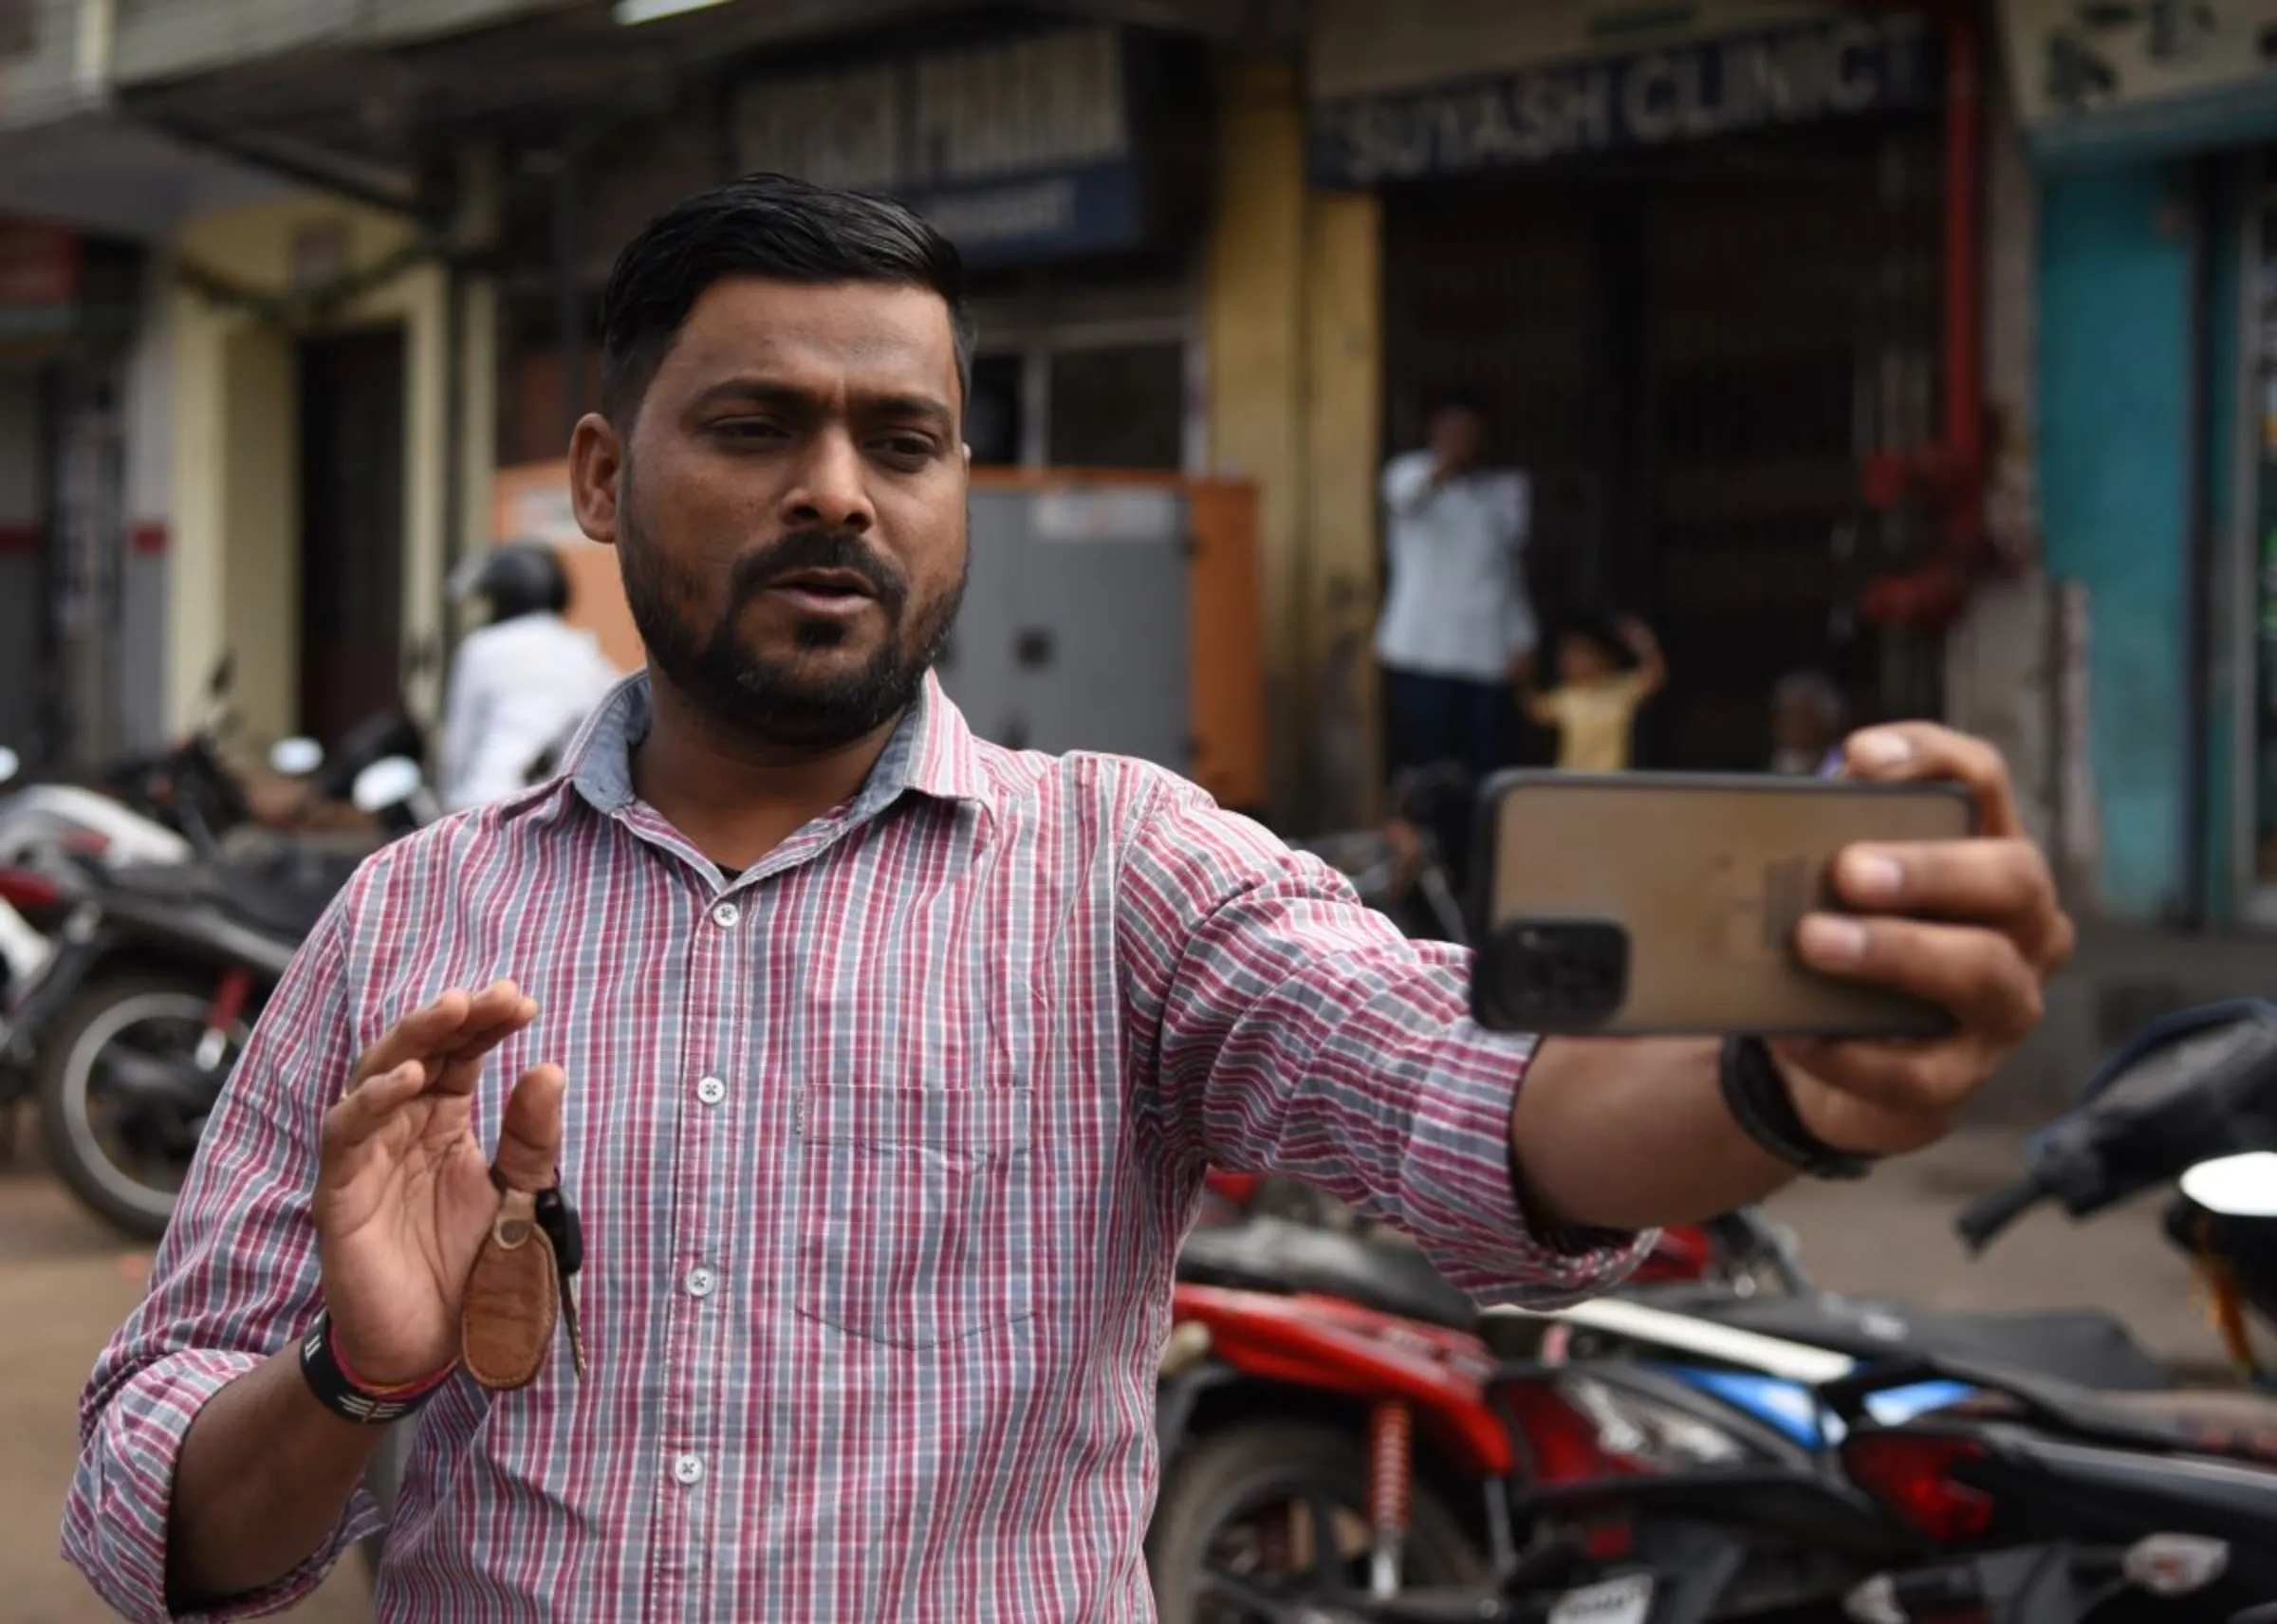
[352,756,425,814]
[269,736,325,777]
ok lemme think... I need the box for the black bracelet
[297,1308,454,1426]
[1718,1036,1879,1182]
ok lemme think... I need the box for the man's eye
[874,436,937,461]
[713,419,785,442]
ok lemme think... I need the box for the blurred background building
[0,0,2272,956]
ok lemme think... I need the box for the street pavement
[0,1113,370,1624]
[0,1114,2230,1622]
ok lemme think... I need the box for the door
[1382,120,1945,770]
[296,326,406,746]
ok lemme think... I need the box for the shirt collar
[548,669,995,822]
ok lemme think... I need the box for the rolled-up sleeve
[62,907,380,1621]
[1120,777,1650,1307]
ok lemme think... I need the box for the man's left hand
[1774,723,2075,1158]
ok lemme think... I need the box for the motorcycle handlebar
[1953,1174,2045,1255]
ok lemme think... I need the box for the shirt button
[710,900,741,929]
[672,1452,705,1486]
[685,1265,717,1300]
[695,1075,727,1107]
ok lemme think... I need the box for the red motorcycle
[1152,1178,1739,1621]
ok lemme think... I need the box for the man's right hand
[313,981,564,1387]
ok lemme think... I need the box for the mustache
[730,530,907,612]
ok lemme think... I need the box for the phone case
[1470,771,1979,1039]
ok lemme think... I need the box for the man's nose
[779,429,876,533]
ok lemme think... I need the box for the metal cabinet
[938,485,1191,772]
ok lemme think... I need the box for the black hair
[599,171,976,424]
[1554,610,1637,677]
[1427,394,1490,424]
[462,539,570,621]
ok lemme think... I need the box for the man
[64,175,2069,1622]
[437,539,623,810]
[1375,398,1535,784]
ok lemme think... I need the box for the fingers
[1829,838,2072,969]
[1796,914,2044,1047]
[492,1063,567,1192]
[353,980,538,1092]
[1842,723,2021,840]
[1778,1037,1976,1122]
[1771,1041,1964,1151]
[320,1060,428,1167]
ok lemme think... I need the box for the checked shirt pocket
[793,1083,1036,1350]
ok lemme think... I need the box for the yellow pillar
[1204,56,1384,829]
[1205,57,1310,820]
[1304,192,1382,830]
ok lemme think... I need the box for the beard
[617,476,967,753]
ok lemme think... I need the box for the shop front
[1309,0,1958,772]
[496,19,1214,474]
[2003,0,2277,924]
[0,217,157,767]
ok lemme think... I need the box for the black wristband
[1718,1036,1879,1182]
[297,1308,451,1426]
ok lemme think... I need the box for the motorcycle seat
[1176,1215,1479,1332]
[2094,1388,2277,1468]
[112,847,366,941]
[1636,1288,2176,1393]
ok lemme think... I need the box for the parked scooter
[9,754,435,1237]
[1343,999,2277,1624]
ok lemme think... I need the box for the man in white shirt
[438,541,624,811]
[1374,399,1536,786]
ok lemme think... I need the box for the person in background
[1520,612,1667,772]
[1375,398,1536,784]
[437,540,623,810]
[1771,669,1847,776]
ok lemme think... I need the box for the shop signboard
[2000,0,2277,163]
[1310,10,1937,186]
[734,26,1167,268]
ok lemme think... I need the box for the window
[1046,342,1185,471]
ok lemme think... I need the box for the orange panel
[490,460,645,674]
[1185,480,1267,812]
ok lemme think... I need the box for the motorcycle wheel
[1147,1419,1488,1623]
[34,970,244,1240]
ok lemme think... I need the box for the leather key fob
[461,1187,561,1392]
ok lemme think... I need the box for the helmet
[453,540,569,623]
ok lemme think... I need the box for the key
[534,1184,587,1381]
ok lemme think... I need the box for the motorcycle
[1336,999,2277,1624]
[8,754,434,1237]
[1295,764,1473,947]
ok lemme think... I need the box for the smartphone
[1470,771,1978,1039]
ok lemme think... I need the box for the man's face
[1429,406,1485,471]
[570,278,970,750]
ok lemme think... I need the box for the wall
[2038,162,2193,920]
[165,194,453,742]
[120,253,173,752]
[0,367,42,754]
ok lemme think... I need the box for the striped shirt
[64,672,1643,1623]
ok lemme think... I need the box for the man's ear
[568,413,625,548]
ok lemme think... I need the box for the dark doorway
[297,325,406,746]
[1381,120,1945,770]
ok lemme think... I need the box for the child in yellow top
[1519,615,1668,771]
